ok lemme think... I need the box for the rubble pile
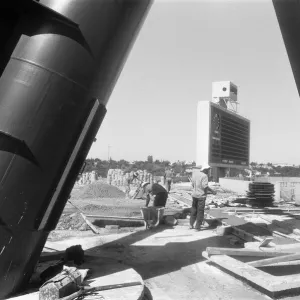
[56,213,89,231]
[173,186,248,209]
[207,193,247,208]
[77,182,125,199]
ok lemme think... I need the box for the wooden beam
[244,241,300,253]
[248,253,300,268]
[225,207,300,213]
[273,230,300,242]
[80,213,99,234]
[259,237,274,247]
[231,227,264,242]
[258,260,300,267]
[203,251,275,291]
[206,247,290,257]
[86,215,144,221]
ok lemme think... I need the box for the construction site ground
[44,181,300,300]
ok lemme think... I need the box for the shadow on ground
[84,224,235,280]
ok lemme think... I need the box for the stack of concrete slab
[247,182,275,207]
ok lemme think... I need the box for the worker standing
[164,167,173,193]
[190,163,216,231]
[141,182,168,207]
[125,171,139,199]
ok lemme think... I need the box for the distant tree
[83,158,94,172]
[161,160,170,167]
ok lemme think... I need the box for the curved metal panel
[0,0,152,297]
[273,0,300,96]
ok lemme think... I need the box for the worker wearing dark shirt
[190,163,216,231]
[142,182,168,207]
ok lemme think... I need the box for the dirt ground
[49,182,181,241]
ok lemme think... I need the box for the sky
[87,0,300,165]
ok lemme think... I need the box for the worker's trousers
[165,179,172,193]
[190,196,206,229]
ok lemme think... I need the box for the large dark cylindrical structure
[273,0,300,96]
[0,0,152,298]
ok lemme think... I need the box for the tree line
[82,158,300,178]
[249,162,300,177]
[83,156,195,177]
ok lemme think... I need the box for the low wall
[219,178,249,195]
[255,177,300,184]
[254,177,300,202]
[220,177,300,203]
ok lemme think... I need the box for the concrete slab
[37,222,300,300]
[204,253,300,298]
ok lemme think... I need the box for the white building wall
[196,101,210,166]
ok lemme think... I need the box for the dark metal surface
[273,0,300,96]
[0,0,152,298]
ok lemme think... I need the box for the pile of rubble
[55,213,89,231]
[73,182,126,199]
[172,186,248,209]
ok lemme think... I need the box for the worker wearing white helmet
[141,181,168,207]
[190,163,216,231]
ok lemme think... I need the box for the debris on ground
[163,215,178,226]
[56,213,89,231]
[72,182,125,199]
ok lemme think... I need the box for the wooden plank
[60,282,142,300]
[206,247,291,257]
[273,230,300,242]
[86,215,144,221]
[231,227,263,242]
[225,207,300,213]
[244,242,300,253]
[80,213,99,234]
[248,253,300,268]
[259,237,274,247]
[67,200,99,234]
[260,260,300,267]
[202,251,275,293]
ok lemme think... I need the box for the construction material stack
[247,182,275,207]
